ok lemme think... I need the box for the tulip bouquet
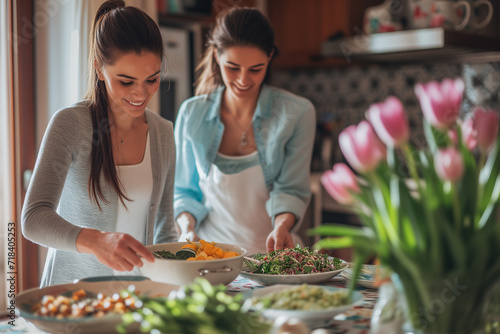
[312,78,500,333]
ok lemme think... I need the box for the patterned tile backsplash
[270,62,500,170]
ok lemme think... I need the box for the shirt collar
[205,84,273,121]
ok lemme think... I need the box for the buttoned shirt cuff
[267,193,307,228]
[174,198,209,228]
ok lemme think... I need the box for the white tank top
[114,133,152,275]
[197,151,272,255]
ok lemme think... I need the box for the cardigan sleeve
[153,120,179,243]
[21,107,84,252]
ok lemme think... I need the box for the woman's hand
[176,212,200,242]
[266,212,295,252]
[76,229,154,271]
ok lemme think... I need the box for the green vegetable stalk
[118,278,271,334]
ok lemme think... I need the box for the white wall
[0,0,13,313]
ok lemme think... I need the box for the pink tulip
[474,108,499,151]
[414,78,464,129]
[448,128,459,145]
[368,96,409,147]
[339,121,386,173]
[434,148,464,182]
[461,118,477,150]
[321,163,360,205]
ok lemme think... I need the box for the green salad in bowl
[240,245,348,285]
[250,245,344,275]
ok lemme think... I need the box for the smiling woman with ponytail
[21,0,177,287]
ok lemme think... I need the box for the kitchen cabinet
[158,0,260,26]
[267,0,383,67]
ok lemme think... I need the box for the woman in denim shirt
[174,7,316,255]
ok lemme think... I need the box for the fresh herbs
[153,249,196,260]
[118,278,271,334]
[153,250,177,259]
[251,245,344,275]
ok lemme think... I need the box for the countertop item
[240,258,348,285]
[245,284,364,329]
[141,242,247,286]
[14,276,179,334]
[340,264,382,289]
[321,27,500,63]
[228,275,379,334]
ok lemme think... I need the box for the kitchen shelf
[321,28,500,63]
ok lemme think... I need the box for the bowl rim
[145,242,248,263]
[16,277,178,323]
[249,285,364,315]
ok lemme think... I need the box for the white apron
[197,152,272,255]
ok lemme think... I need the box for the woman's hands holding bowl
[76,228,155,271]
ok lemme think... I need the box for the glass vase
[484,281,500,334]
[370,280,405,334]
[391,273,494,334]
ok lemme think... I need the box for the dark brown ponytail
[195,7,278,96]
[84,0,163,210]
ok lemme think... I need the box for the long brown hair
[84,0,163,210]
[195,7,278,96]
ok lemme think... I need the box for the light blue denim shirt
[173,85,316,226]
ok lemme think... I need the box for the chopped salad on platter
[249,245,346,275]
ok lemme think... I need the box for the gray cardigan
[21,101,178,287]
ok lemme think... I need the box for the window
[0,0,14,315]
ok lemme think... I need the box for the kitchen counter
[3,275,378,334]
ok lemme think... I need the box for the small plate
[341,264,379,289]
[239,259,348,285]
[16,276,179,334]
[246,284,364,328]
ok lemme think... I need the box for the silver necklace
[225,110,253,147]
[116,119,137,144]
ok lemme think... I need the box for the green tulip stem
[452,182,461,232]
[368,171,399,244]
[403,144,423,197]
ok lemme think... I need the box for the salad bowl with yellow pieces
[141,242,247,286]
[153,239,240,261]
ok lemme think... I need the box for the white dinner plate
[239,259,348,285]
[245,284,364,328]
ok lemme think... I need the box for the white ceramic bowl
[247,284,364,329]
[141,242,247,286]
[16,276,178,334]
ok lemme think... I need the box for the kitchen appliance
[159,26,194,122]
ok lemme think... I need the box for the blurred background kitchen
[1,0,499,309]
